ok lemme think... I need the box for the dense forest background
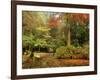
[22,11,89,68]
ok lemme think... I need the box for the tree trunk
[39,46,40,52]
[67,28,71,46]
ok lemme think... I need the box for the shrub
[66,46,76,54]
[65,46,82,55]
[55,46,67,58]
[82,44,89,59]
[54,45,89,59]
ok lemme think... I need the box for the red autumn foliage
[68,13,89,25]
[48,15,62,28]
[48,13,89,28]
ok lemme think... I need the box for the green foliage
[82,44,89,59]
[66,45,89,59]
[71,24,89,46]
[22,34,35,49]
[65,46,82,54]
[22,11,89,52]
[34,39,48,51]
[22,11,90,68]
[55,45,89,59]
[55,46,67,58]
[34,39,47,47]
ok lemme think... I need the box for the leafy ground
[59,59,89,66]
[22,53,89,69]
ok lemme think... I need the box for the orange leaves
[48,17,60,28]
[68,13,89,25]
[48,13,89,28]
[48,14,63,28]
[49,18,59,28]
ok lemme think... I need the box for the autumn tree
[62,13,89,46]
[48,13,66,51]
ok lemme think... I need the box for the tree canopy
[22,11,89,52]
